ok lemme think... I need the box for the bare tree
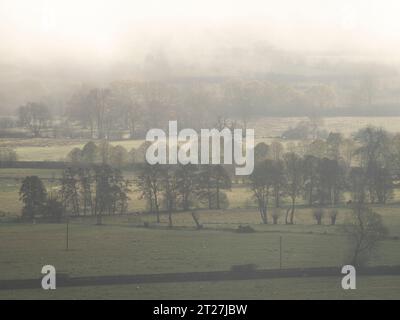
[60,168,81,216]
[283,152,303,224]
[269,141,284,162]
[136,163,164,223]
[343,204,387,266]
[162,167,179,227]
[17,102,51,137]
[249,160,274,224]
[196,165,231,210]
[176,164,198,211]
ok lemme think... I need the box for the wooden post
[66,216,69,251]
[279,236,282,269]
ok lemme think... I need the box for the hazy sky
[1,0,400,67]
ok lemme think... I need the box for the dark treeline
[19,165,130,225]
[18,163,232,228]
[17,126,400,228]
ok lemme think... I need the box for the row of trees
[9,80,340,139]
[19,165,129,224]
[19,163,232,227]
[136,164,231,226]
[19,126,400,227]
[249,152,395,225]
[65,81,340,140]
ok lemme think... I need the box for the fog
[1,0,400,112]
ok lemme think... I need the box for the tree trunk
[216,183,220,210]
[96,212,102,225]
[289,197,296,224]
[154,192,160,223]
[285,207,290,224]
[168,210,172,228]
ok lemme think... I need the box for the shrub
[110,145,129,167]
[343,204,388,266]
[236,225,256,233]
[44,195,65,223]
[66,147,82,163]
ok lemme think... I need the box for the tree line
[19,163,232,227]
[19,165,129,225]
[18,126,400,225]
[5,80,341,139]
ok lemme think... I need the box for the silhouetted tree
[93,164,129,224]
[176,164,198,211]
[303,155,319,206]
[81,141,98,163]
[60,168,80,216]
[344,204,387,266]
[269,160,285,208]
[17,102,51,137]
[283,153,303,224]
[161,166,179,227]
[197,165,231,210]
[136,163,164,222]
[249,160,274,224]
[44,193,65,223]
[19,176,47,221]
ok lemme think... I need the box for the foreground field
[1,212,399,299]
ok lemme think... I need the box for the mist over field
[1,0,400,301]
[1,0,400,115]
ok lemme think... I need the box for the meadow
[1,211,400,299]
[3,116,400,161]
[1,116,400,299]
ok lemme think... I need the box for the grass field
[1,198,400,299]
[1,207,400,299]
[0,163,399,300]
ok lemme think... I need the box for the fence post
[66,216,69,251]
[279,235,282,269]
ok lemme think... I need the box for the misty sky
[1,0,400,66]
